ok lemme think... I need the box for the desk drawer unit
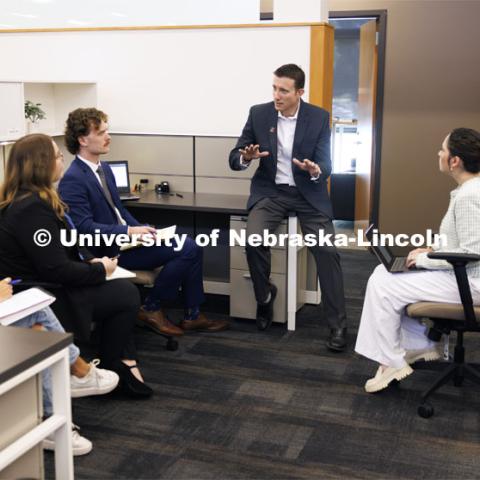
[231,247,286,274]
[230,216,289,250]
[229,216,307,323]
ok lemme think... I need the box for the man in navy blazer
[59,108,228,337]
[229,64,347,351]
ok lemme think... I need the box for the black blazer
[0,193,106,339]
[229,100,333,218]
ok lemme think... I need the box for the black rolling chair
[406,252,480,418]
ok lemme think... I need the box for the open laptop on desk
[105,160,140,200]
[365,224,421,273]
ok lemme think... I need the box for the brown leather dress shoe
[138,307,184,336]
[179,313,229,332]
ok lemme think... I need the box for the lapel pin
[269,127,276,133]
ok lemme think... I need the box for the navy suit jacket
[229,100,333,218]
[58,157,140,257]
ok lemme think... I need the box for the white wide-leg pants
[355,264,480,368]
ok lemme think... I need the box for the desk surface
[0,327,72,384]
[125,191,249,215]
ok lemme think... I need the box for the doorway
[328,11,387,239]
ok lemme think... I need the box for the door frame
[329,9,387,227]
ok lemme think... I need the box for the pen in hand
[9,279,22,285]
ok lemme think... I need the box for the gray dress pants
[245,184,347,330]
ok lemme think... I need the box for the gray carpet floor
[45,250,480,479]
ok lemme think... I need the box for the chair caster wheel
[418,403,434,418]
[166,339,179,351]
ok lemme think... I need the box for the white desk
[0,326,74,479]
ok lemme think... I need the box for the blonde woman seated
[0,134,152,398]
[356,128,480,392]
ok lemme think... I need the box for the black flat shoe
[256,284,277,331]
[326,327,347,352]
[115,363,153,398]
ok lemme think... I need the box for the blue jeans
[12,306,79,416]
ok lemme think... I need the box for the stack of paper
[106,266,137,281]
[0,288,56,326]
[120,225,177,252]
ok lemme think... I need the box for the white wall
[0,0,260,29]
[0,27,311,136]
[274,0,327,23]
[0,0,328,29]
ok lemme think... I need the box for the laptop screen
[106,161,130,192]
[365,224,394,266]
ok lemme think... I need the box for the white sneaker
[404,347,442,365]
[71,359,119,398]
[43,424,93,456]
[365,364,414,393]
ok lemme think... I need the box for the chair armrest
[427,252,479,327]
[427,252,480,264]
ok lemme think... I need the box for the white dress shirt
[240,102,320,182]
[275,105,298,186]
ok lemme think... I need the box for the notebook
[0,288,56,326]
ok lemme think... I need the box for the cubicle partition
[105,134,195,192]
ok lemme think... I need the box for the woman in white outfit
[355,128,480,393]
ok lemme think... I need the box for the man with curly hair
[59,108,229,337]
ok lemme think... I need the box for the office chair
[129,267,179,352]
[406,252,480,418]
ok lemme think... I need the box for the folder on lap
[0,288,56,326]
[119,225,177,252]
[106,266,137,281]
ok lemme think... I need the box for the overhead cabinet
[0,81,97,141]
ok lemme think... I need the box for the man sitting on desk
[229,64,347,351]
[59,108,228,336]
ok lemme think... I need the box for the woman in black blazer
[0,133,152,398]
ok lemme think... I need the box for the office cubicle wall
[195,136,252,195]
[93,134,250,196]
[0,143,13,182]
[104,134,195,192]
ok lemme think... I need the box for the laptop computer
[365,224,420,273]
[105,160,140,201]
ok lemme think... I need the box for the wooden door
[355,19,377,227]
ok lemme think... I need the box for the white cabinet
[0,82,25,142]
[0,81,97,141]
[229,216,307,324]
